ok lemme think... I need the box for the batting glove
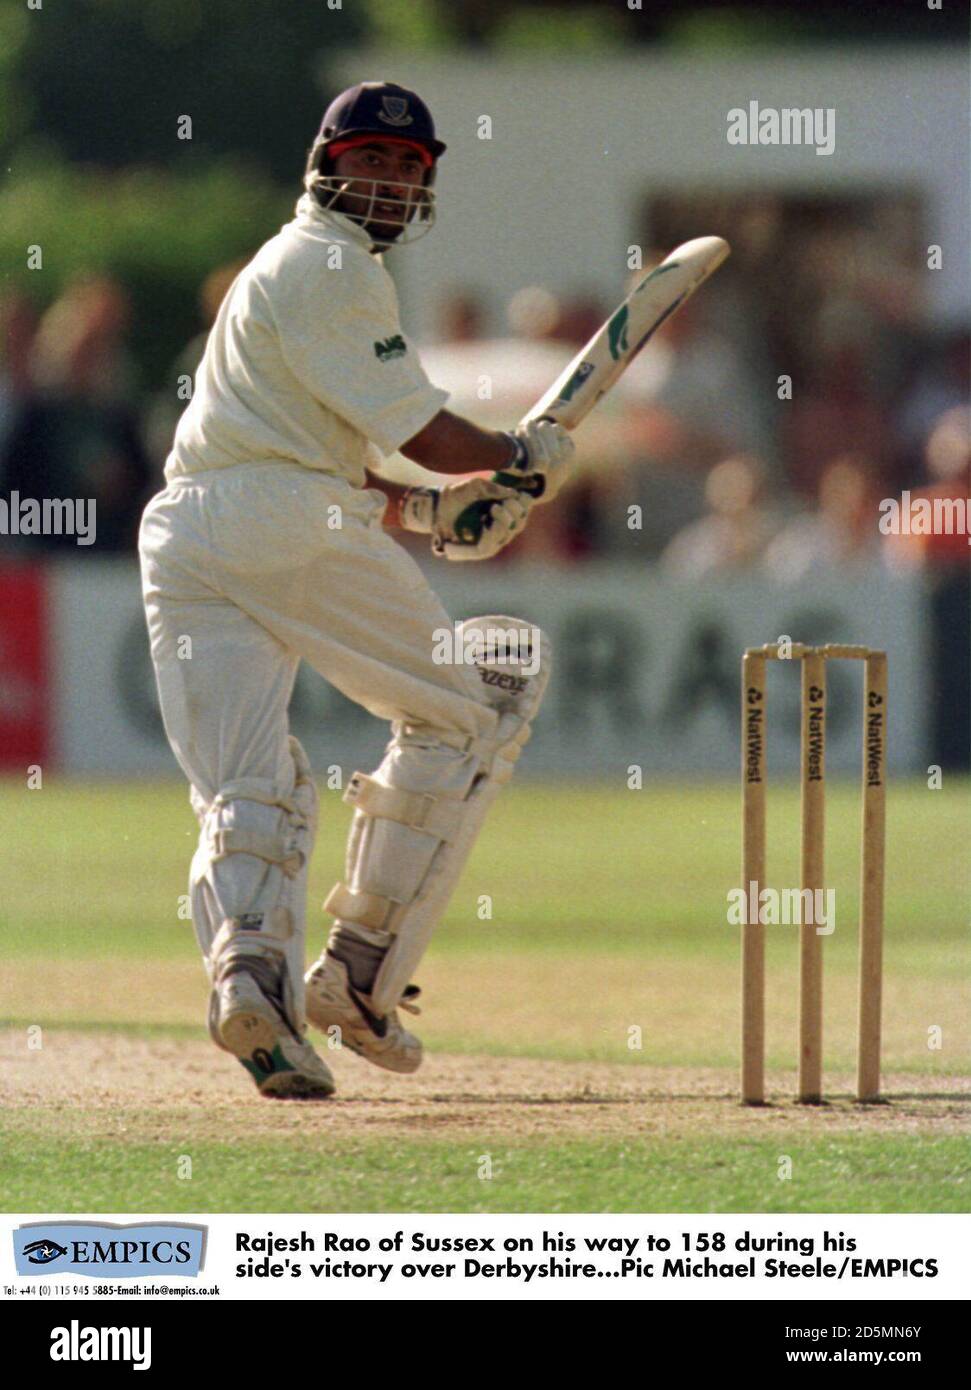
[499,418,575,504]
[401,478,530,562]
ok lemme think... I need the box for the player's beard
[333,184,417,244]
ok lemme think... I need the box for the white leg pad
[190,736,318,1029]
[325,617,550,1014]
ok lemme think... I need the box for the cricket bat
[454,235,730,543]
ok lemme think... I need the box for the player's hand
[401,479,530,562]
[499,418,575,504]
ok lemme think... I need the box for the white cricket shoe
[209,963,335,1100]
[305,953,423,1074]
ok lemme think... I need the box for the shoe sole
[219,1008,278,1061]
[223,1018,336,1100]
[259,1071,336,1100]
[219,985,336,1100]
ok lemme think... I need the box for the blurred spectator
[915,406,971,569]
[881,407,971,770]
[553,295,603,348]
[896,331,971,471]
[505,285,603,349]
[438,290,485,344]
[30,276,136,402]
[659,454,776,578]
[1,276,151,552]
[502,290,611,563]
[146,259,246,464]
[763,453,880,582]
[0,293,39,457]
[626,285,773,467]
[606,258,775,564]
[882,408,971,575]
[418,285,571,431]
[781,333,892,500]
[506,285,561,341]
[556,476,606,561]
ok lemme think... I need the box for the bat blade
[451,235,730,544]
[523,235,730,430]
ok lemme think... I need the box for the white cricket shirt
[165,194,447,485]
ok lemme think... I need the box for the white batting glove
[401,478,530,562]
[499,418,575,504]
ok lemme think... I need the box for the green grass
[3,1130,967,1214]
[0,777,966,964]
[2,776,968,1212]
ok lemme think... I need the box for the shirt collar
[294,192,381,253]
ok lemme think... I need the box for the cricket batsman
[138,83,574,1098]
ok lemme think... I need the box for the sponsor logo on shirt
[374,335,407,362]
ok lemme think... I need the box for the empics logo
[50,1321,152,1372]
[14,1221,206,1278]
[22,1239,68,1265]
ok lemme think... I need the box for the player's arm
[364,471,410,527]
[401,410,514,475]
[401,409,574,500]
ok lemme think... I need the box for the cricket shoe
[209,960,335,1100]
[304,952,423,1074]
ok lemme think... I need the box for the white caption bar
[3,1214,968,1302]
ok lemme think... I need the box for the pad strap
[393,722,495,762]
[324,882,397,933]
[345,772,457,842]
[209,826,304,874]
[212,781,298,816]
[211,908,294,960]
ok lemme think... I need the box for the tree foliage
[1,159,293,385]
[1,0,365,177]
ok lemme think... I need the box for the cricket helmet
[304,82,446,245]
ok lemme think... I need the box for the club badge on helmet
[304,81,446,247]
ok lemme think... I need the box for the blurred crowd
[1,237,966,770]
[0,267,244,554]
[0,244,968,581]
[0,278,150,552]
[418,263,969,583]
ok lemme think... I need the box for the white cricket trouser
[139,461,497,805]
[139,462,499,1012]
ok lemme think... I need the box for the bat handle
[452,470,545,545]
